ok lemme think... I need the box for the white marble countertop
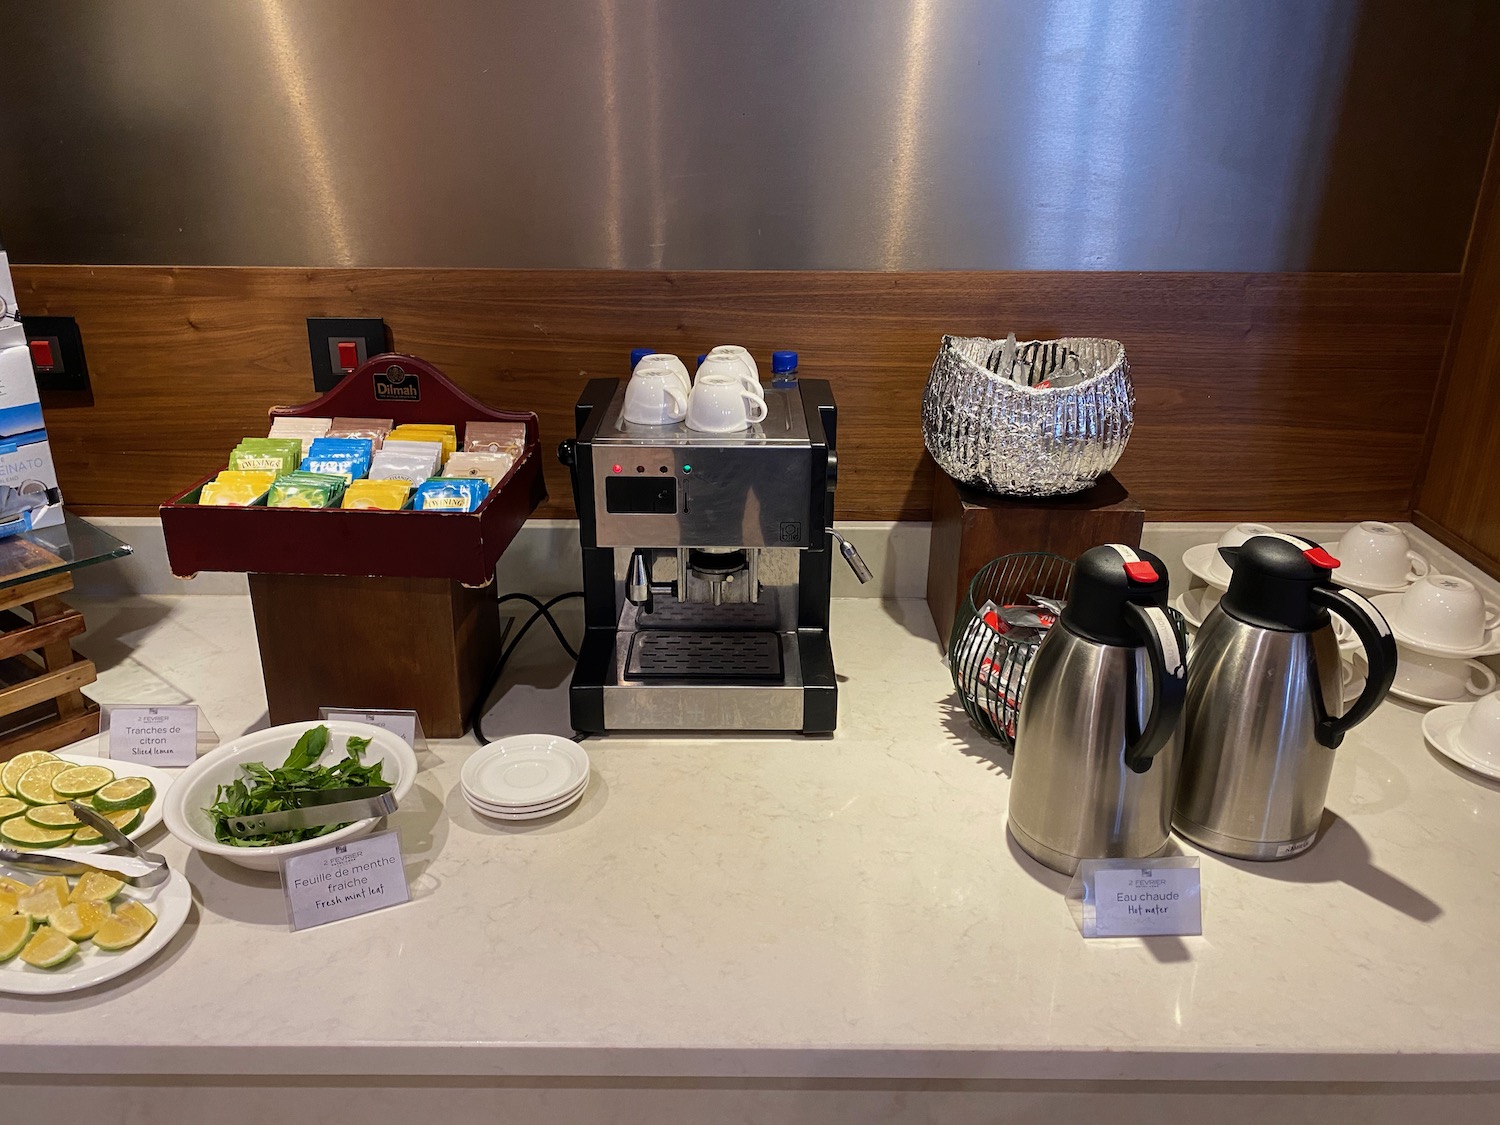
[3,589,1499,1084]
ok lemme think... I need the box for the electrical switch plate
[307,317,389,392]
[21,315,93,404]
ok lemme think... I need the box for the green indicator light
[683,464,692,473]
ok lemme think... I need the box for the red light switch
[337,341,360,371]
[28,339,54,370]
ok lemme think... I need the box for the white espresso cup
[707,345,760,386]
[1210,522,1276,586]
[1458,691,1500,766]
[1393,574,1500,651]
[1393,642,1498,702]
[623,366,688,426]
[686,372,768,433]
[636,353,691,398]
[697,353,764,401]
[1334,521,1430,589]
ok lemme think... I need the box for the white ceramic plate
[461,735,589,808]
[1182,543,1231,591]
[464,788,585,822]
[1370,593,1500,658]
[1321,544,1414,595]
[2,753,175,855]
[1423,703,1500,781]
[0,861,192,995]
[464,774,588,813]
[162,721,417,872]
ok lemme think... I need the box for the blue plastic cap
[630,347,655,370]
[696,354,708,366]
[771,350,799,373]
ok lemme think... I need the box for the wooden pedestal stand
[0,571,98,763]
[248,573,503,739]
[927,470,1145,650]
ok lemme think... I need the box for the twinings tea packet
[341,479,411,510]
[414,477,489,512]
[464,421,527,457]
[199,480,267,506]
[268,471,346,508]
[213,470,276,493]
[388,424,457,459]
[328,417,393,448]
[229,438,301,477]
[301,436,374,482]
[442,451,515,484]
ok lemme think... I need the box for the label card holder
[319,707,425,752]
[281,830,411,931]
[101,704,219,767]
[1067,856,1203,938]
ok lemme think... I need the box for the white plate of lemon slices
[0,860,192,995]
[0,750,173,854]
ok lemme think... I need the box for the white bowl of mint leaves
[163,720,418,872]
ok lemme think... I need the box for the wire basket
[948,552,1074,748]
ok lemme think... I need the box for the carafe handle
[1123,602,1188,774]
[1309,585,1398,748]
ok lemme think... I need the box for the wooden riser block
[0,703,100,764]
[926,470,1145,650]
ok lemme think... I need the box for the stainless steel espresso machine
[558,377,869,734]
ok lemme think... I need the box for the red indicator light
[612,464,623,474]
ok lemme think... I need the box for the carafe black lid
[1220,534,1341,631]
[1062,544,1172,646]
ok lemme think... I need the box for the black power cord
[470,590,584,745]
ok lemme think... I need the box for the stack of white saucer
[461,734,590,821]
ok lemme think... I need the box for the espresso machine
[558,376,869,734]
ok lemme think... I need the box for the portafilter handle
[829,529,872,584]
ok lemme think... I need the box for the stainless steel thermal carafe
[1173,533,1397,860]
[1008,545,1188,875]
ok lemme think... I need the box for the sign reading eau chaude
[281,830,410,931]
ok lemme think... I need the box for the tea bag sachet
[414,477,489,512]
[341,479,411,510]
[464,421,527,458]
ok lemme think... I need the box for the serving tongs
[0,801,170,888]
[224,785,397,838]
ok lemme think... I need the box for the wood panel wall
[12,266,1460,523]
[1415,112,1500,576]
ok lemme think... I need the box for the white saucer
[465,786,585,821]
[1390,682,1479,710]
[1172,588,1221,630]
[1422,703,1500,781]
[1369,594,1500,658]
[1182,543,1231,591]
[466,773,588,813]
[461,734,590,807]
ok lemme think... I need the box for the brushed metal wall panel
[1,0,1497,270]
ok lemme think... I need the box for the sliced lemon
[69,870,125,904]
[25,803,80,828]
[0,875,31,895]
[0,912,33,961]
[0,796,27,820]
[0,888,15,915]
[20,926,77,968]
[48,899,111,941]
[113,900,156,935]
[91,915,146,952]
[50,764,115,799]
[91,777,155,812]
[33,876,69,899]
[15,760,73,805]
[0,818,75,848]
[16,884,66,920]
[0,751,58,797]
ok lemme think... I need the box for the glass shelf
[0,513,132,593]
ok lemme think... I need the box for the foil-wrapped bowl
[922,334,1133,497]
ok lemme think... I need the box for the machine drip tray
[624,631,784,681]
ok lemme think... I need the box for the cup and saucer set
[622,346,768,433]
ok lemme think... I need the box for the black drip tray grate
[625,631,784,681]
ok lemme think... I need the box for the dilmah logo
[373,365,420,402]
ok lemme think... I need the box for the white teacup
[697,353,764,401]
[1392,574,1500,652]
[1333,521,1429,590]
[623,366,688,426]
[685,372,767,433]
[708,345,760,387]
[1394,642,1498,702]
[636,353,691,397]
[1458,692,1500,766]
[1210,522,1276,586]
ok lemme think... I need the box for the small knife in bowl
[225,785,397,839]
